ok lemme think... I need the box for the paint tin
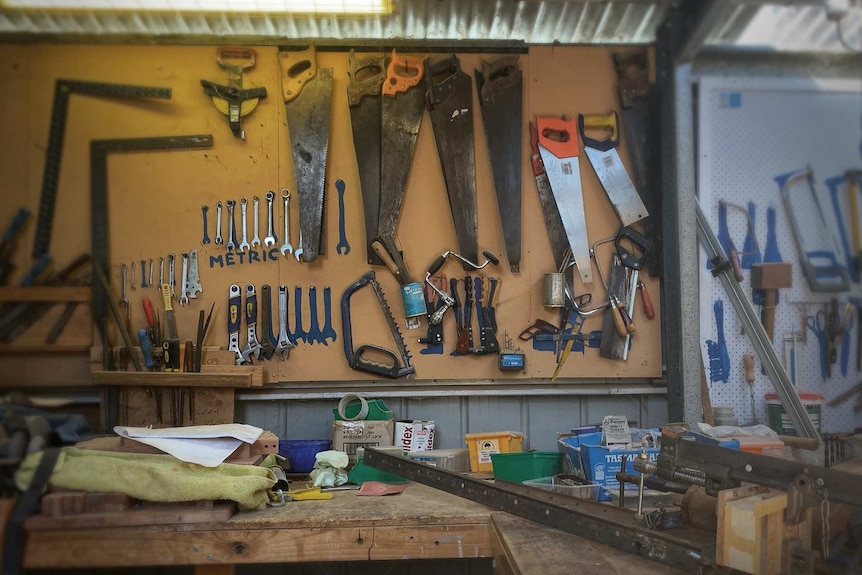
[543,272,565,307]
[401,282,426,319]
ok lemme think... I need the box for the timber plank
[370,524,492,561]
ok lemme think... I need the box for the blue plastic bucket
[278,439,332,473]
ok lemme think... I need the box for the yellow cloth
[15,447,277,511]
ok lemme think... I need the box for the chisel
[160,283,180,372]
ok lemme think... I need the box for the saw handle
[352,344,401,379]
[528,122,545,177]
[142,297,156,328]
[578,112,619,152]
[383,50,424,96]
[537,116,579,159]
[637,281,655,320]
[217,47,256,71]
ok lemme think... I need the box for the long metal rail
[696,199,818,439]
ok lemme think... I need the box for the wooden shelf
[0,286,91,303]
[91,370,260,388]
[0,344,90,354]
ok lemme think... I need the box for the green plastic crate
[490,451,562,483]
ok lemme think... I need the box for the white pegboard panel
[697,75,862,434]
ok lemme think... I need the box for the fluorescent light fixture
[0,0,393,15]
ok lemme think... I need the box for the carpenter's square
[537,116,592,284]
[160,283,180,372]
[578,112,648,227]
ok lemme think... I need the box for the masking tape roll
[337,394,369,421]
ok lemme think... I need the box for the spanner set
[118,250,203,306]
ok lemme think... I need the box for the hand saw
[279,45,332,263]
[476,56,522,273]
[340,271,415,379]
[425,54,478,269]
[537,116,592,284]
[529,123,569,271]
[578,112,648,227]
[347,50,385,265]
[377,51,426,261]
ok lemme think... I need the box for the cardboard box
[332,420,395,464]
[395,420,435,452]
[557,432,660,501]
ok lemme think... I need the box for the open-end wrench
[188,250,202,298]
[227,284,247,365]
[306,286,323,345]
[201,205,211,245]
[264,190,278,247]
[280,189,293,256]
[159,257,165,289]
[321,286,337,345]
[251,195,261,247]
[293,286,306,343]
[241,284,262,361]
[294,228,304,261]
[335,179,350,255]
[239,197,250,252]
[140,259,148,288]
[148,259,154,288]
[168,254,176,300]
[179,252,190,305]
[214,201,224,245]
[120,264,129,306]
[276,285,295,359]
[259,285,277,360]
[226,199,238,251]
[131,261,136,291]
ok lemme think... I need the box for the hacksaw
[579,112,648,227]
[347,50,385,266]
[425,54,477,269]
[537,116,592,284]
[279,45,333,263]
[476,56,522,273]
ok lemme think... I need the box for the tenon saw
[537,116,592,284]
[425,54,478,269]
[279,45,332,263]
[476,56,522,273]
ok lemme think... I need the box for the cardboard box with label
[332,420,395,464]
[395,420,435,452]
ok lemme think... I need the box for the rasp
[529,122,569,272]
[425,54,477,269]
[476,56,522,273]
[377,50,426,255]
[279,45,332,263]
[347,50,385,266]
[537,116,592,284]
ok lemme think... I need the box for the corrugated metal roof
[0,0,674,44]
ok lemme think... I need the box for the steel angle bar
[696,200,818,439]
[363,448,721,572]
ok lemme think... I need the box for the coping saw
[578,112,648,227]
[537,116,592,284]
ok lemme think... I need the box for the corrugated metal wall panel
[236,394,669,452]
[0,0,671,43]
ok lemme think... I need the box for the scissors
[808,300,854,379]
[806,311,829,379]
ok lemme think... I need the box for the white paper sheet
[114,423,264,467]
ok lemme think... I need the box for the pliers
[419,275,446,355]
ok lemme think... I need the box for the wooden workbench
[22,483,687,574]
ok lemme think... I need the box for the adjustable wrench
[276,285,295,359]
[264,191,278,247]
[214,201,224,245]
[168,254,176,300]
[239,197,250,252]
[179,252,190,305]
[280,189,293,256]
[241,284,262,362]
[251,195,261,247]
[201,205,211,245]
[226,199,238,251]
[227,284,247,365]
[187,250,202,298]
[258,284,277,360]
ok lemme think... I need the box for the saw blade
[529,122,569,272]
[426,54,478,269]
[348,51,385,266]
[537,116,592,284]
[584,145,648,227]
[280,46,332,263]
[378,52,426,245]
[477,56,522,273]
[369,275,413,373]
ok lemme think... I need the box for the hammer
[751,262,792,341]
